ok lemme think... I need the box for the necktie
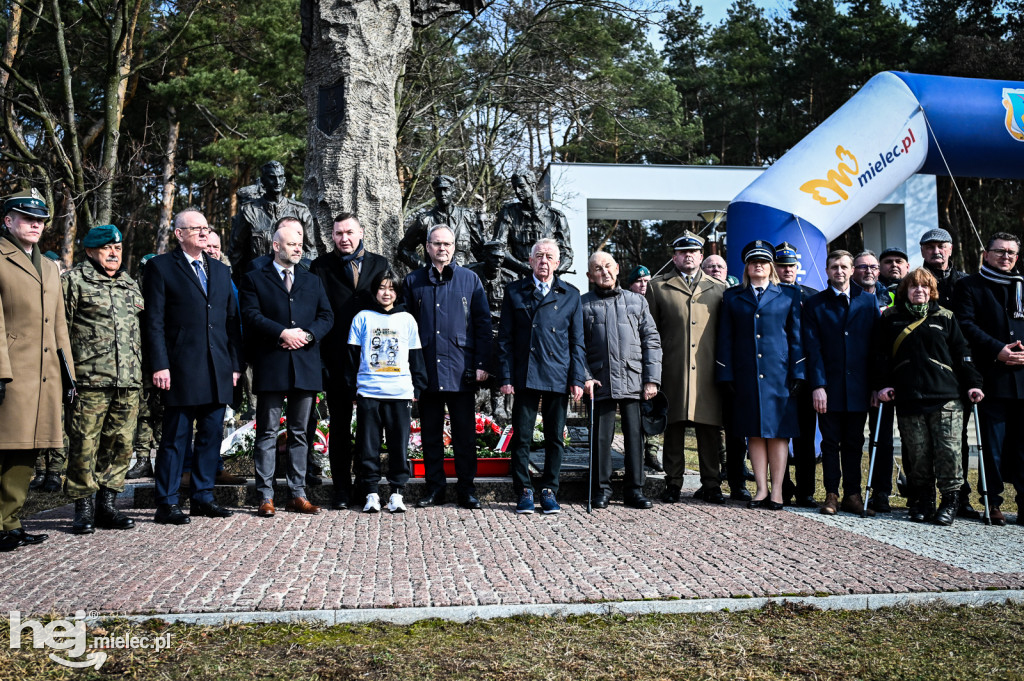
[192,260,208,295]
[684,275,692,287]
[283,268,292,292]
[755,286,764,300]
[538,282,549,297]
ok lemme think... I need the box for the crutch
[862,402,884,518]
[587,390,595,514]
[971,403,992,526]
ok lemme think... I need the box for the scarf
[979,263,1024,319]
[904,301,929,319]
[336,241,365,287]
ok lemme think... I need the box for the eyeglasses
[854,264,880,271]
[988,248,1019,257]
[183,226,211,234]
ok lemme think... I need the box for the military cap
[432,175,457,188]
[919,228,952,245]
[140,253,156,267]
[640,391,669,436]
[626,265,651,285]
[774,241,799,265]
[742,239,775,263]
[672,231,704,251]
[3,189,49,219]
[43,250,60,261]
[879,245,909,260]
[82,224,123,248]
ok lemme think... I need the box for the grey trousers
[254,391,314,501]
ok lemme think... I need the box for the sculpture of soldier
[397,175,485,270]
[493,171,573,278]
[466,240,516,420]
[227,161,318,278]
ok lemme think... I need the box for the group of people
[1,180,1021,553]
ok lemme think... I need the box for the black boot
[42,471,62,493]
[28,469,45,490]
[934,491,957,526]
[125,454,153,479]
[95,488,135,530]
[72,497,96,535]
[909,487,934,523]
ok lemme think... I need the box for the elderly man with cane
[581,251,662,509]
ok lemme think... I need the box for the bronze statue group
[1,167,1022,553]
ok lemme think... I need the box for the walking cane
[862,402,884,518]
[971,403,992,526]
[587,389,595,514]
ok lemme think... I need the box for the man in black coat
[309,212,389,509]
[954,232,1024,526]
[240,219,334,517]
[143,208,243,524]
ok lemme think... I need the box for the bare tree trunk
[302,0,413,256]
[155,108,180,255]
[57,187,76,269]
[1,1,22,91]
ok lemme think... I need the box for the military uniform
[397,204,484,270]
[495,201,573,278]
[228,196,316,275]
[63,256,144,502]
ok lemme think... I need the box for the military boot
[909,487,935,523]
[41,471,62,493]
[28,469,45,491]
[72,497,96,535]
[934,491,957,526]
[644,442,663,472]
[95,488,135,530]
[125,453,153,479]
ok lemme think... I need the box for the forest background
[1,0,1022,276]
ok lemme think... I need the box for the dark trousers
[782,392,817,499]
[326,382,355,497]
[0,449,35,531]
[867,402,895,496]
[253,391,314,501]
[720,393,748,492]
[818,411,867,497]
[591,398,644,497]
[419,390,477,495]
[355,396,412,494]
[510,388,567,495]
[977,397,1024,507]
[155,403,225,505]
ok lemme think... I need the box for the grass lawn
[2,602,1023,680]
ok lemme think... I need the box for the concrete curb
[89,589,1024,627]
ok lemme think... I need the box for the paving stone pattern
[3,496,1023,618]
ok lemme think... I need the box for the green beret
[3,189,49,219]
[140,253,156,267]
[43,250,60,261]
[83,224,122,248]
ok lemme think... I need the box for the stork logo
[1002,88,1024,142]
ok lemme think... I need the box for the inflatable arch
[726,71,1024,290]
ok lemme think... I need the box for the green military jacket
[62,260,144,388]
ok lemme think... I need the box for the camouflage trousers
[897,400,963,494]
[34,406,68,473]
[133,387,163,452]
[65,388,141,500]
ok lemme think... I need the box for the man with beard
[878,246,909,289]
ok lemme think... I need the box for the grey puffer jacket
[582,287,662,400]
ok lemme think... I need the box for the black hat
[879,245,908,260]
[640,391,669,436]
[742,240,774,263]
[774,241,799,265]
[672,231,704,251]
[3,189,49,219]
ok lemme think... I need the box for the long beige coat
[0,236,74,449]
[646,269,725,426]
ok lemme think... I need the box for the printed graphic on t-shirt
[370,330,401,372]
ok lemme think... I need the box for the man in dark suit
[498,238,586,515]
[803,249,880,517]
[143,208,243,524]
[240,218,334,517]
[309,212,389,509]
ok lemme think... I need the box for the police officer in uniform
[63,225,144,534]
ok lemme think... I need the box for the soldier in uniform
[396,175,485,270]
[494,171,573,278]
[63,225,143,534]
[227,161,317,278]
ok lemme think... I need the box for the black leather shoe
[154,504,191,525]
[957,500,982,519]
[765,500,784,511]
[457,494,482,510]
[72,497,96,535]
[703,488,726,504]
[331,491,350,510]
[624,494,653,509]
[28,471,45,490]
[417,488,446,508]
[190,500,233,518]
[868,495,892,513]
[730,489,752,502]
[795,496,819,509]
[691,487,704,500]
[591,493,611,509]
[660,485,681,503]
[7,527,49,546]
[0,532,21,551]
[748,498,766,509]
[743,465,756,482]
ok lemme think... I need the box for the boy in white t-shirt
[348,270,427,512]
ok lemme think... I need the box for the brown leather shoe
[841,493,875,517]
[990,505,1006,526]
[820,492,840,515]
[285,497,320,514]
[258,500,275,517]
[215,472,247,485]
